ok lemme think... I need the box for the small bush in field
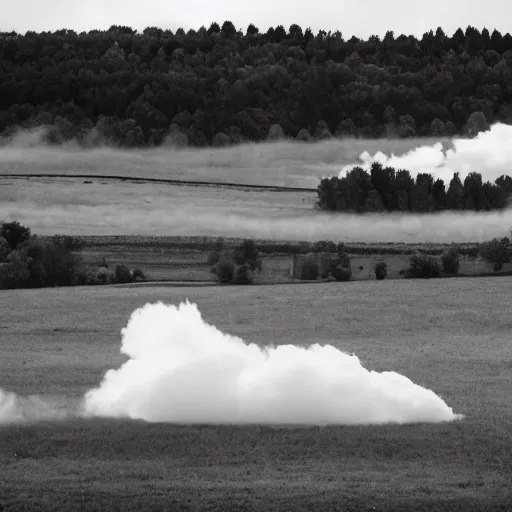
[76,269,101,286]
[375,262,387,280]
[300,254,319,280]
[215,258,235,283]
[478,238,511,271]
[407,253,441,279]
[132,268,146,281]
[233,264,252,284]
[441,247,460,275]
[332,265,351,281]
[115,265,132,283]
[211,239,261,285]
[96,267,115,285]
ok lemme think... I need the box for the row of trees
[208,238,262,284]
[316,163,512,212]
[1,24,512,146]
[294,245,461,281]
[0,221,146,289]
[1,221,510,288]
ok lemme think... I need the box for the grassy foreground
[1,278,511,510]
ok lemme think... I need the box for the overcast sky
[1,0,511,39]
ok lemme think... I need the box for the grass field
[1,278,512,510]
[1,174,510,244]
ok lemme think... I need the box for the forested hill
[1,23,512,147]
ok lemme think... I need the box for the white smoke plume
[339,123,512,185]
[82,301,461,425]
[0,388,66,424]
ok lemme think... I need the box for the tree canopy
[1,24,512,147]
[316,163,511,212]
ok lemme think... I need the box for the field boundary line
[0,173,317,193]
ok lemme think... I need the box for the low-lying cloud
[81,301,461,425]
[340,123,512,185]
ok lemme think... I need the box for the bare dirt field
[1,278,511,510]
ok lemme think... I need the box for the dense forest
[1,23,512,147]
[317,164,512,213]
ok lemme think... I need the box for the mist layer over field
[82,301,461,425]
[0,389,66,424]
[1,177,510,243]
[0,127,451,188]
[1,126,511,243]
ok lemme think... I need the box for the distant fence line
[0,173,316,193]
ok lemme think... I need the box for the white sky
[1,0,511,39]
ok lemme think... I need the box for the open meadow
[1,175,509,244]
[1,278,512,511]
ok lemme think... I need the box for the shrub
[407,253,441,279]
[1,221,31,250]
[375,262,387,280]
[441,247,460,275]
[215,258,235,283]
[232,239,261,271]
[332,265,352,281]
[115,264,132,284]
[75,269,101,286]
[300,254,319,280]
[479,238,511,271]
[318,253,351,281]
[132,268,146,281]
[96,267,115,285]
[233,264,252,284]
